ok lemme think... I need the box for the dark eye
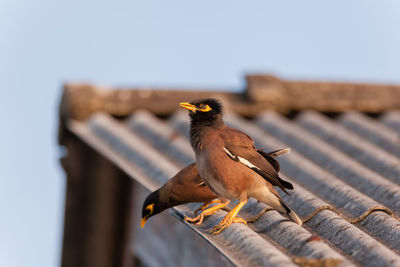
[199,104,206,109]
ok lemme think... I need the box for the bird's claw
[194,207,204,216]
[210,200,248,234]
[185,202,228,226]
[194,199,222,216]
[233,217,248,225]
[184,213,205,225]
[211,216,247,234]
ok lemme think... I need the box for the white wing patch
[223,147,261,171]
[197,181,206,186]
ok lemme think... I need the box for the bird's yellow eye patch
[145,203,154,214]
[179,102,212,113]
[197,104,212,112]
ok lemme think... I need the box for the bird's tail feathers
[278,176,294,190]
[268,147,291,157]
[280,200,302,226]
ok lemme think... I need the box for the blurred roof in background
[59,74,400,267]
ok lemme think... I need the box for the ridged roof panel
[69,110,400,266]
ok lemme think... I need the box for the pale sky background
[1,1,400,267]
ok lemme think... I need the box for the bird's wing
[167,163,216,204]
[256,148,281,172]
[220,127,293,194]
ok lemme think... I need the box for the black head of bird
[180,98,223,126]
[141,189,165,228]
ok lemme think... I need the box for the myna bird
[141,148,291,228]
[180,98,302,234]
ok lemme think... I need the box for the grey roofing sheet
[339,112,400,158]
[295,111,400,184]
[70,109,400,267]
[382,111,400,133]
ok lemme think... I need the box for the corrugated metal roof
[68,108,400,266]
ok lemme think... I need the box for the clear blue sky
[1,1,400,267]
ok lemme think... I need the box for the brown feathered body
[194,125,282,205]
[159,163,216,208]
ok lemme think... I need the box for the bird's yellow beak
[179,102,197,113]
[141,216,148,229]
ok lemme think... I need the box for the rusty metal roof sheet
[67,107,400,267]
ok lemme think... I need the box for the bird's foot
[211,199,248,234]
[184,213,206,225]
[184,202,228,226]
[194,199,222,216]
[211,215,247,234]
[233,217,247,225]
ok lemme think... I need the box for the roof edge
[59,74,400,123]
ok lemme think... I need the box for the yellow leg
[194,199,222,216]
[184,201,229,225]
[211,199,248,234]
